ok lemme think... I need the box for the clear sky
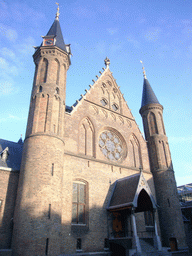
[0,0,191,186]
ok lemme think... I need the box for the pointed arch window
[129,134,142,168]
[101,98,108,106]
[39,58,48,84]
[55,59,60,85]
[55,87,59,94]
[79,118,94,157]
[112,103,119,111]
[149,112,158,135]
[158,112,166,135]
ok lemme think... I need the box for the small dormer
[42,35,56,47]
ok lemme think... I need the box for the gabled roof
[141,78,160,108]
[45,18,67,52]
[107,172,157,211]
[0,139,23,170]
[108,174,140,210]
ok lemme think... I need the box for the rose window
[99,131,123,161]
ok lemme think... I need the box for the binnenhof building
[0,7,187,256]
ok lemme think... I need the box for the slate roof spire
[44,3,67,52]
[140,61,160,108]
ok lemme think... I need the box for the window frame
[100,98,108,107]
[72,180,88,225]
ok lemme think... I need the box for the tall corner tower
[12,6,71,256]
[139,71,186,247]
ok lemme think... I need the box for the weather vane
[140,60,147,79]
[56,2,60,20]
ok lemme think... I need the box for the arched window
[72,181,87,224]
[55,87,59,94]
[149,112,158,135]
[158,112,166,135]
[79,118,94,157]
[129,134,142,168]
[112,103,119,111]
[55,59,60,85]
[100,98,108,106]
[39,58,48,84]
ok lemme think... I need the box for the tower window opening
[51,163,54,176]
[104,238,109,249]
[39,85,43,92]
[48,204,51,219]
[55,87,59,94]
[53,124,56,133]
[0,200,3,212]
[45,238,49,255]
[167,198,170,207]
[76,238,82,250]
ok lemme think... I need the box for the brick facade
[0,16,186,256]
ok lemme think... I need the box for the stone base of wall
[0,249,12,256]
[59,252,111,256]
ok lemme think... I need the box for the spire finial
[56,2,60,20]
[104,57,110,68]
[140,60,147,79]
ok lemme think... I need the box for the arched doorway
[137,189,153,212]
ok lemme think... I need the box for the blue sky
[0,0,191,186]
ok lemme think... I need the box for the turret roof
[46,18,67,52]
[141,78,160,108]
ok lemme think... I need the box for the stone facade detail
[0,14,187,256]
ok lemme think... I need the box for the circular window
[99,131,123,161]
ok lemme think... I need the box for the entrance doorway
[110,242,126,256]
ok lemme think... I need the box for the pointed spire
[41,3,67,52]
[141,77,160,108]
[140,62,160,108]
[18,134,23,144]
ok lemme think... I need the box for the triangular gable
[68,65,135,121]
[133,171,157,209]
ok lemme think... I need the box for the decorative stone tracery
[99,131,123,161]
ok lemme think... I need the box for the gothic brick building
[0,8,186,256]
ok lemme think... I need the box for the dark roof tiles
[0,139,23,170]
[141,78,160,108]
[108,174,140,209]
[45,19,67,52]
